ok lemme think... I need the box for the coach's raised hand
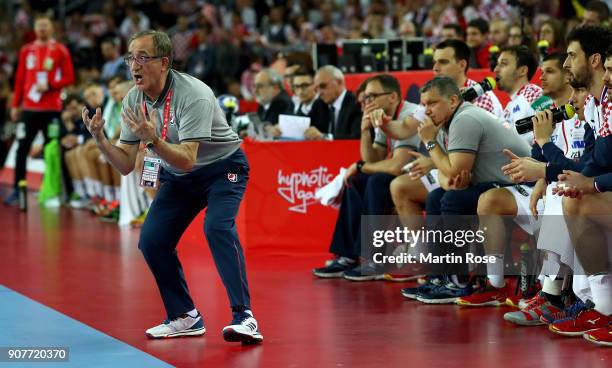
[82,106,106,141]
[122,104,157,142]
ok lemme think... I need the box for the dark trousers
[14,111,57,188]
[139,148,252,320]
[425,183,498,275]
[329,172,396,259]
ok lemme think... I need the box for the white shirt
[295,97,316,115]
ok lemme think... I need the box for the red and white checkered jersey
[503,83,543,143]
[584,86,612,139]
[465,78,504,118]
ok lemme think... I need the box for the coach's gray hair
[421,76,462,101]
[317,65,345,81]
[128,30,174,66]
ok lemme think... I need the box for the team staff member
[82,30,263,344]
[5,14,74,205]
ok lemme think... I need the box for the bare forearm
[361,159,403,176]
[360,131,381,162]
[96,137,136,175]
[428,145,453,177]
[152,140,197,172]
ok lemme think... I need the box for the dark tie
[328,105,336,135]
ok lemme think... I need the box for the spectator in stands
[466,18,491,69]
[581,0,610,27]
[511,22,539,56]
[432,39,504,117]
[494,45,543,143]
[489,18,510,48]
[119,6,150,42]
[254,68,293,125]
[100,36,128,83]
[365,9,398,40]
[170,16,192,71]
[538,19,566,54]
[185,24,216,87]
[312,74,420,280]
[458,52,576,308]
[399,20,418,38]
[261,5,297,51]
[307,65,362,140]
[441,23,464,41]
[5,14,74,206]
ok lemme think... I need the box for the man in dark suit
[306,65,362,140]
[266,67,330,139]
[254,68,294,125]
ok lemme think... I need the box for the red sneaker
[583,326,612,347]
[549,307,611,337]
[456,281,510,307]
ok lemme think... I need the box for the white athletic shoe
[145,312,206,339]
[222,310,263,344]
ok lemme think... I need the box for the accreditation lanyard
[142,89,174,141]
[139,89,173,189]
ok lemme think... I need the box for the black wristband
[356,160,365,173]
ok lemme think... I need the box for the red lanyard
[142,89,173,141]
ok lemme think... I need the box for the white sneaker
[145,313,205,339]
[42,197,61,208]
[222,310,263,344]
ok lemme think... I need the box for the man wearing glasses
[266,67,331,139]
[313,74,420,280]
[82,30,263,344]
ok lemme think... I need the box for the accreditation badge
[140,149,162,189]
[43,57,54,70]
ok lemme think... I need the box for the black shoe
[343,262,385,281]
[313,257,357,278]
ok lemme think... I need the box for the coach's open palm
[122,104,157,142]
[82,107,105,140]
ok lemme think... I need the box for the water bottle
[18,180,27,212]
[519,242,532,295]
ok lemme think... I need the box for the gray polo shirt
[119,69,241,174]
[374,102,421,151]
[447,102,531,184]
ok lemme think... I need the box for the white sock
[93,181,103,198]
[84,178,97,198]
[573,274,592,303]
[487,254,506,288]
[103,185,114,202]
[450,274,468,288]
[588,273,612,316]
[542,276,562,296]
[186,308,198,318]
[73,180,86,198]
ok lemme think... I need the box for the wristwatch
[425,141,438,152]
[356,160,365,173]
[145,137,159,150]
